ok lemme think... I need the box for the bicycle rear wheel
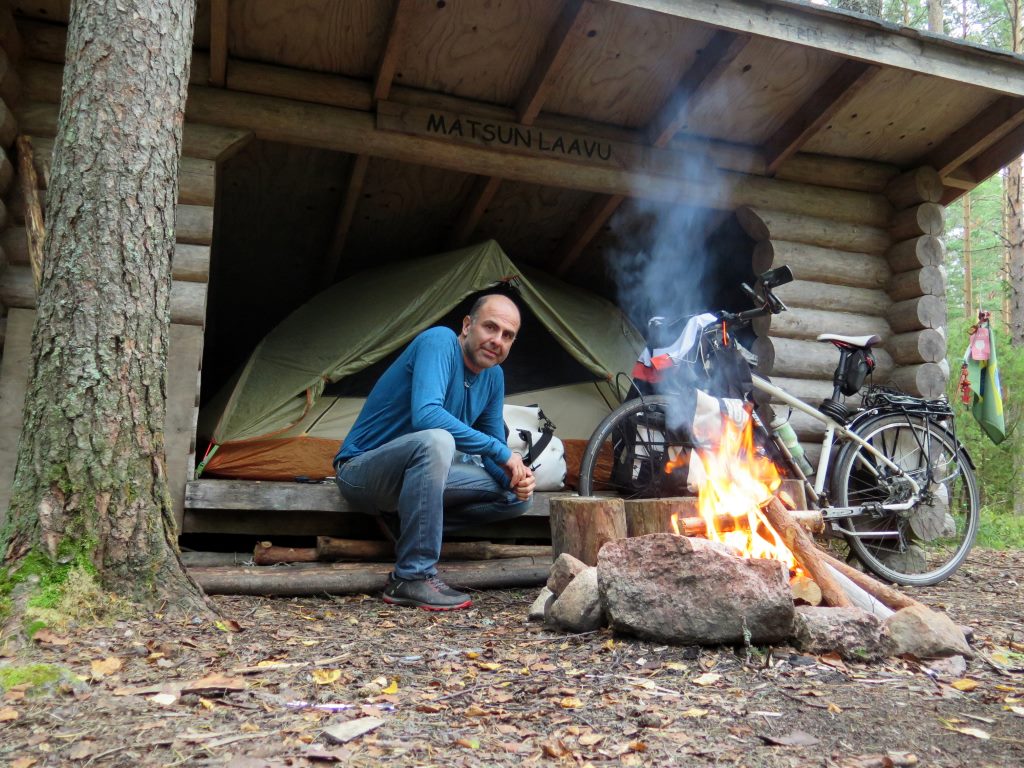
[831,413,979,586]
[577,395,692,499]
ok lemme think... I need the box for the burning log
[316,537,551,562]
[550,496,626,566]
[789,573,823,606]
[624,496,823,537]
[761,497,852,608]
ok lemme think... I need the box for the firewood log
[315,537,551,562]
[761,497,852,607]
[549,496,626,566]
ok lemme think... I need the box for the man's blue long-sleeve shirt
[335,327,512,487]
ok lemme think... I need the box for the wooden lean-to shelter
[2,1,1024,555]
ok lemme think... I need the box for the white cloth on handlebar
[690,389,749,448]
[637,312,717,366]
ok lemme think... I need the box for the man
[334,293,535,611]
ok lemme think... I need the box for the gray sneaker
[382,573,472,611]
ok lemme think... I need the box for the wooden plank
[208,0,229,87]
[0,47,21,109]
[612,0,1024,97]
[925,96,1024,177]
[645,30,750,148]
[185,478,565,517]
[515,0,594,125]
[764,61,880,175]
[373,0,412,103]
[0,308,34,527]
[167,324,204,533]
[320,153,369,283]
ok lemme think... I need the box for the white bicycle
[578,266,979,586]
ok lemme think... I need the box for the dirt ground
[1,547,1023,768]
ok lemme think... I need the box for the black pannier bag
[837,348,876,396]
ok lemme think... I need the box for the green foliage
[0,663,73,694]
[946,314,1024,545]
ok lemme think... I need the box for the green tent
[199,241,643,479]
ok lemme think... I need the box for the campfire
[668,411,797,572]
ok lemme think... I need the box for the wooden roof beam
[516,0,595,125]
[645,31,750,148]
[450,0,594,249]
[448,176,502,250]
[554,32,748,275]
[374,0,413,104]
[763,61,880,175]
[320,154,370,284]
[208,0,229,87]
[964,121,1024,184]
[926,96,1024,178]
[553,194,624,276]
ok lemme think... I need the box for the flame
[669,411,796,569]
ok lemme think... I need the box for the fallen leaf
[312,669,342,685]
[941,721,990,739]
[541,740,565,757]
[579,733,605,746]
[682,708,709,718]
[66,741,99,760]
[1007,706,1024,717]
[827,702,842,714]
[476,662,501,672]
[11,758,36,768]
[416,703,445,713]
[31,629,70,646]
[464,651,480,659]
[322,716,384,744]
[181,673,246,694]
[559,696,583,709]
[759,730,820,747]
[240,722,260,732]
[90,656,123,679]
[692,672,721,687]
[0,706,19,721]
[150,692,178,706]
[951,679,980,691]
[199,697,216,710]
[214,619,243,632]
[382,679,399,694]
[456,737,480,749]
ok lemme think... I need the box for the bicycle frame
[750,373,922,509]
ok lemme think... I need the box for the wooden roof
[11,0,1024,392]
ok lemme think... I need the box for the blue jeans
[335,429,531,580]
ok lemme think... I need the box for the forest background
[828,0,1024,542]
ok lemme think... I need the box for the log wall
[737,165,950,461]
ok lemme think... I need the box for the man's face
[460,296,521,374]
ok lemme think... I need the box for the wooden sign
[377,100,629,170]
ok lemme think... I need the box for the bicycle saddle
[816,333,881,349]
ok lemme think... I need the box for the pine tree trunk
[1,0,207,612]
[963,192,974,321]
[927,0,943,33]
[1009,157,1024,345]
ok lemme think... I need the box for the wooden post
[549,496,626,566]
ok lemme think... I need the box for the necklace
[464,370,478,388]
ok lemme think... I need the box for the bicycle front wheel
[831,413,979,586]
[577,395,692,499]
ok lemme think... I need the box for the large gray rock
[884,604,973,659]
[547,567,604,632]
[792,606,892,661]
[598,534,794,646]
[547,553,588,596]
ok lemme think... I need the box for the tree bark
[2,0,206,613]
